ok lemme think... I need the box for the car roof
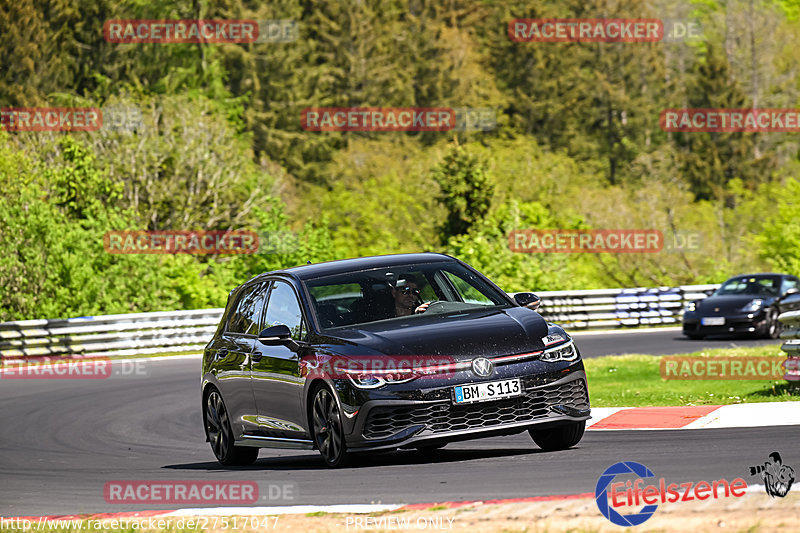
[726,273,794,279]
[248,252,457,283]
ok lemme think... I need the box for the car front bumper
[682,310,769,336]
[340,367,590,451]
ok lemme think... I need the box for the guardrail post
[778,311,800,382]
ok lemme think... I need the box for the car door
[213,281,269,438]
[250,280,308,439]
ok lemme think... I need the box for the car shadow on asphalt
[675,334,752,341]
[163,446,551,471]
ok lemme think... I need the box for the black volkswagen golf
[202,253,590,467]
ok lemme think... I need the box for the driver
[391,277,431,316]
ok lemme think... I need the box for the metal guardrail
[522,284,719,329]
[0,284,721,362]
[778,311,800,382]
[0,309,223,362]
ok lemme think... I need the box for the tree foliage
[2,0,800,320]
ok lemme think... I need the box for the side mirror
[782,287,799,298]
[258,324,293,346]
[514,292,541,310]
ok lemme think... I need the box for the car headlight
[741,299,764,312]
[685,301,696,312]
[540,340,579,362]
[344,371,417,389]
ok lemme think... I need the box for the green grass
[585,344,799,407]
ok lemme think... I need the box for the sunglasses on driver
[398,286,421,296]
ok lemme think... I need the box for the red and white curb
[587,401,800,430]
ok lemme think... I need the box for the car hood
[697,294,775,313]
[321,306,550,359]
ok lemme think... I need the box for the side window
[783,278,799,294]
[442,271,494,305]
[308,283,363,314]
[226,283,269,335]
[754,278,779,295]
[264,281,305,340]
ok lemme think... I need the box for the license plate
[454,379,522,404]
[701,317,725,326]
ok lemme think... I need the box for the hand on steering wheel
[415,300,443,313]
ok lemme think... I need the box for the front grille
[362,378,589,440]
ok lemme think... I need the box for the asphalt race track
[572,327,783,357]
[0,331,791,517]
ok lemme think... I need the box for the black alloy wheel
[764,308,781,339]
[311,386,349,467]
[205,389,259,466]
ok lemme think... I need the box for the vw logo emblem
[471,357,494,377]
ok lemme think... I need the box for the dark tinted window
[303,261,509,330]
[264,281,305,340]
[226,283,269,335]
[443,271,494,305]
[715,276,781,297]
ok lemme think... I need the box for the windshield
[304,262,509,330]
[714,276,781,297]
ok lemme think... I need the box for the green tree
[757,177,800,274]
[432,145,494,240]
[673,44,773,199]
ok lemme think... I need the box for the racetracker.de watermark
[302,107,455,132]
[103,481,296,504]
[660,18,703,43]
[102,105,144,133]
[660,357,787,380]
[1,106,143,133]
[508,229,663,253]
[103,19,298,44]
[452,108,497,131]
[661,108,800,132]
[663,230,703,253]
[1,107,101,131]
[0,359,149,380]
[509,18,663,42]
[509,18,702,43]
[103,230,258,254]
[301,355,461,382]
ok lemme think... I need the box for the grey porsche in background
[682,273,800,339]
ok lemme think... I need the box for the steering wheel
[418,300,447,313]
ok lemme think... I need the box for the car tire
[310,384,349,467]
[204,389,259,466]
[686,333,705,340]
[529,421,585,451]
[763,308,781,339]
